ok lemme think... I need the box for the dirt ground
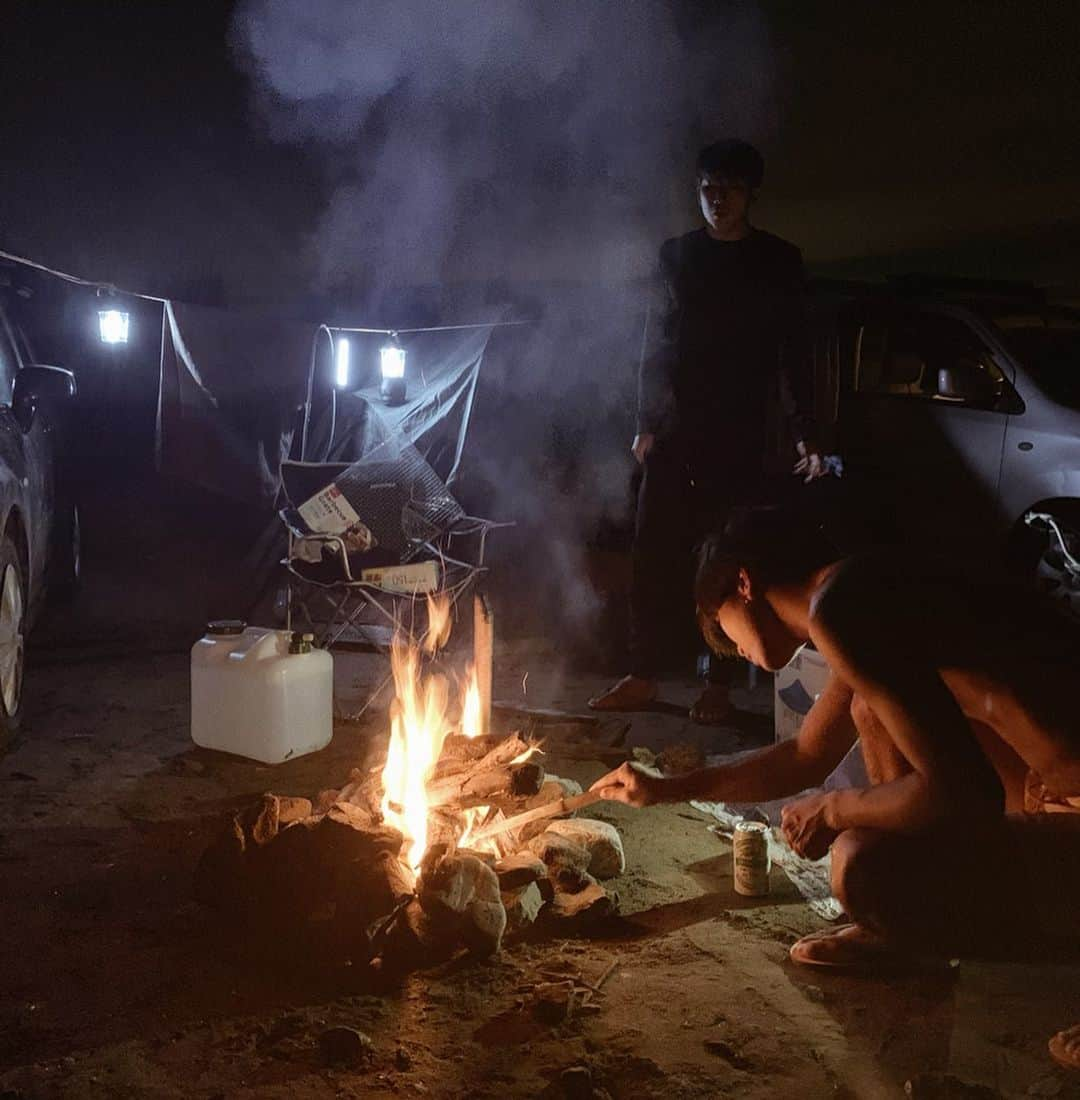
[1,636,1078,1100]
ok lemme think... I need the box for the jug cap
[207,620,246,636]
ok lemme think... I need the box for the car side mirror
[937,359,999,406]
[12,365,77,434]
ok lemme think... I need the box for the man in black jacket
[590,140,821,721]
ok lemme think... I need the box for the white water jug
[191,623,333,763]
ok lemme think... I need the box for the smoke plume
[231,1,778,658]
[230,0,776,291]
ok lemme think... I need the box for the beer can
[733,821,771,896]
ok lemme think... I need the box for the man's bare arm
[593,672,857,806]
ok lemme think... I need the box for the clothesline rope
[1,246,534,333]
[0,247,169,303]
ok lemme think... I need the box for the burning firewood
[425,759,545,810]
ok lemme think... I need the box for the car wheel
[1027,508,1080,620]
[50,501,81,603]
[0,536,26,748]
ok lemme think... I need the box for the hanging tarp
[157,302,493,509]
[301,325,492,486]
[156,301,315,507]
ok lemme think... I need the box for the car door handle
[1018,441,1034,451]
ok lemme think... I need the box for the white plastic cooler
[190,623,333,763]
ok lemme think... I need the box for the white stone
[544,818,625,880]
[502,881,544,931]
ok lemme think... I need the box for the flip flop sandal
[1048,1024,1080,1071]
[587,682,657,712]
[789,924,908,972]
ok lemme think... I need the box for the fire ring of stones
[195,736,624,971]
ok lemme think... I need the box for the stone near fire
[494,851,548,890]
[547,774,584,799]
[544,819,625,880]
[317,802,402,861]
[545,875,617,927]
[502,881,544,932]
[319,1025,373,1067]
[241,793,284,846]
[237,792,316,849]
[526,831,591,877]
[193,812,247,909]
[419,854,507,956]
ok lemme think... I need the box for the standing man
[590,140,821,722]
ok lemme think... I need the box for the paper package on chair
[360,560,439,594]
[298,482,376,552]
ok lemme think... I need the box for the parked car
[807,278,1080,614]
[0,298,78,745]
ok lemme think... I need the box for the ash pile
[194,731,623,971]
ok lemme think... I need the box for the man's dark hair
[694,507,840,657]
[695,140,765,190]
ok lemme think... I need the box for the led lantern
[379,340,407,406]
[334,336,351,388]
[98,309,130,345]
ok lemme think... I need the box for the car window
[855,311,1001,400]
[993,311,1080,410]
[0,322,17,406]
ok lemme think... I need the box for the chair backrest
[280,461,352,509]
[282,445,464,556]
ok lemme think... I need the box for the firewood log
[425,761,545,810]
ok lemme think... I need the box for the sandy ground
[1,636,1078,1100]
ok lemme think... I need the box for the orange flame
[380,596,455,870]
[461,663,482,739]
[424,593,452,655]
[458,803,503,858]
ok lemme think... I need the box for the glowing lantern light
[98,309,129,345]
[334,336,351,388]
[380,340,407,406]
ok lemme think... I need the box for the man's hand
[793,440,825,483]
[631,432,656,465]
[780,791,839,860]
[590,761,670,807]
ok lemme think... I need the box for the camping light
[379,338,407,406]
[334,335,351,388]
[98,308,130,345]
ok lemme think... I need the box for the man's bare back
[813,554,1080,804]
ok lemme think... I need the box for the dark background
[4,1,1079,299]
[3,0,1079,659]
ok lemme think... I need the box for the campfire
[196,595,623,968]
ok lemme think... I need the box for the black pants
[629,438,758,684]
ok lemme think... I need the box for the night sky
[2,0,1079,302]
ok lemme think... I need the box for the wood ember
[543,818,625,880]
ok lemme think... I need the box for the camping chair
[279,438,506,673]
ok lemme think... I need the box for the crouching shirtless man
[590,511,1080,1070]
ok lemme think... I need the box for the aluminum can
[732,821,770,896]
